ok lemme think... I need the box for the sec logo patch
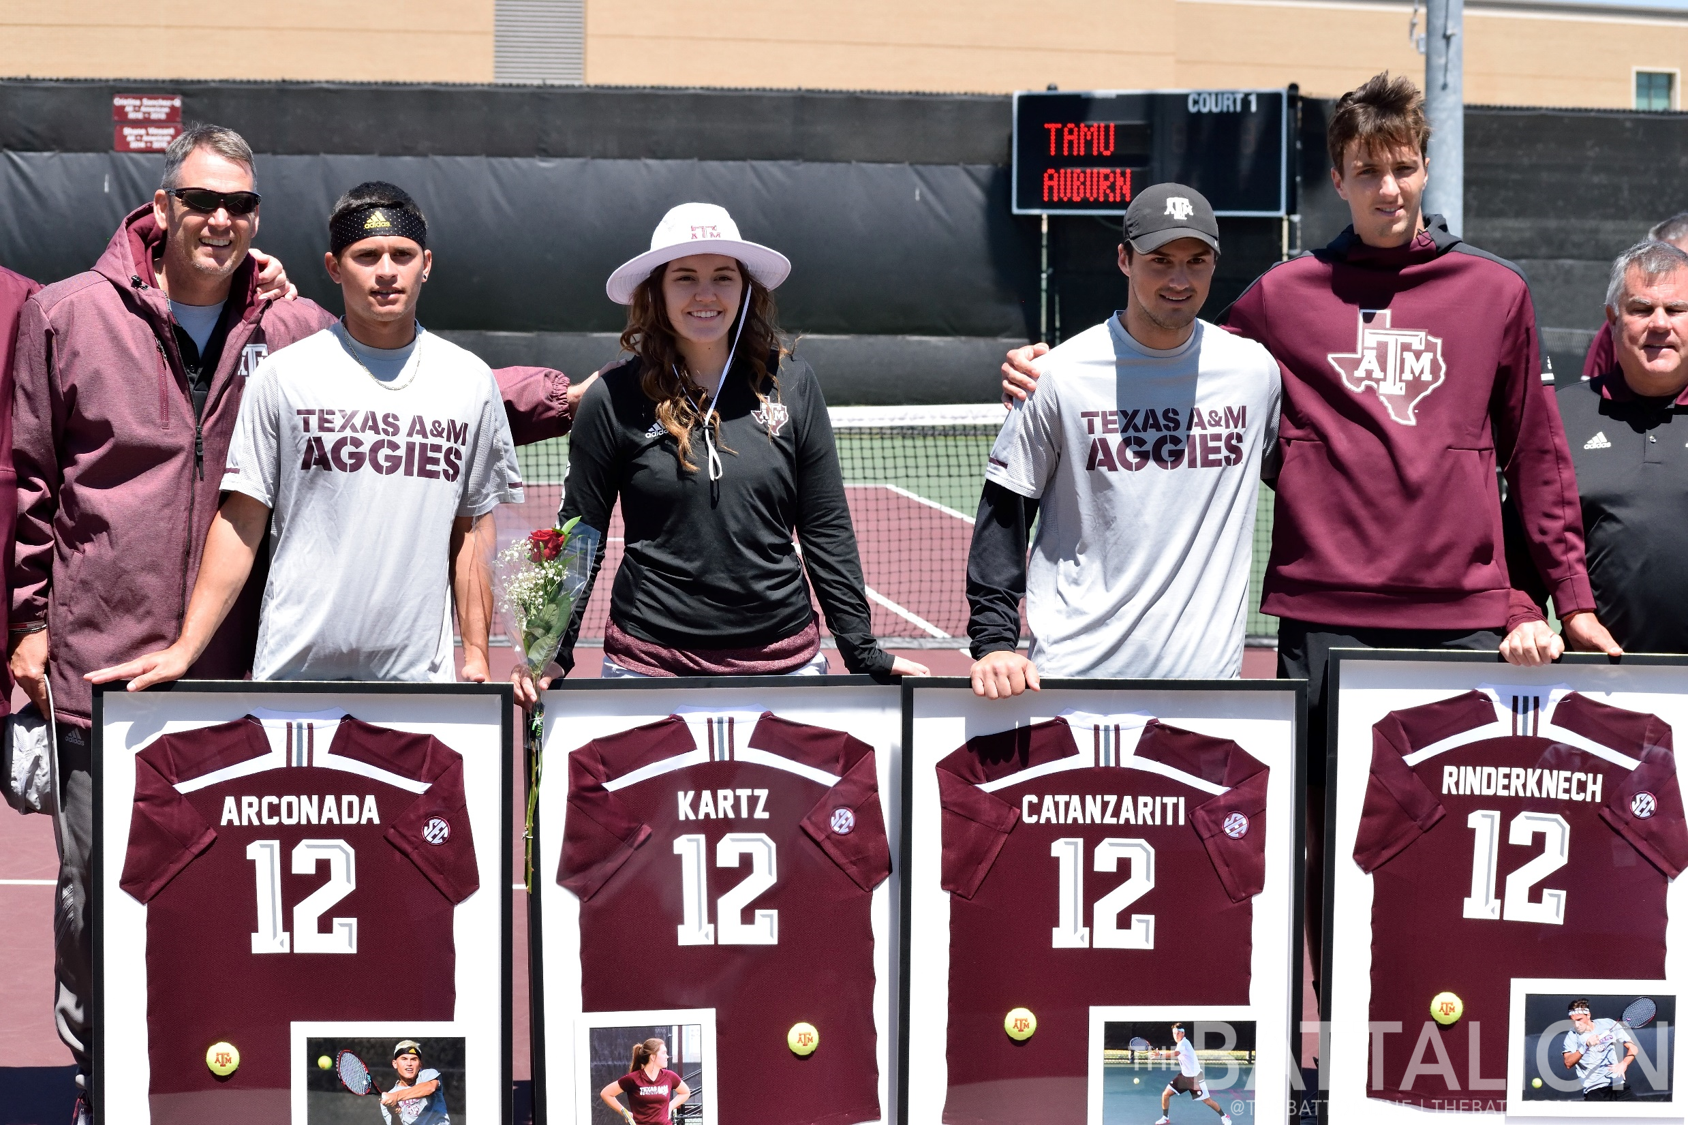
[830,807,856,835]
[1222,812,1250,839]
[1633,792,1657,820]
[422,817,452,845]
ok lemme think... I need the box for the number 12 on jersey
[1050,837,1156,950]
[674,833,779,946]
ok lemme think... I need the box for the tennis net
[498,404,1276,649]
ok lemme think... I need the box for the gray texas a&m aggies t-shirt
[224,323,524,681]
[986,315,1280,678]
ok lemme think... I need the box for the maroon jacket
[1583,319,1615,379]
[0,266,42,717]
[12,206,574,724]
[1224,218,1594,631]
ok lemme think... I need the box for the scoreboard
[1012,89,1289,217]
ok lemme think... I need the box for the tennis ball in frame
[788,1022,819,1056]
[1431,992,1464,1026]
[1004,1007,1037,1041]
[206,1041,240,1076]
[317,1055,332,1070]
[1532,1078,1543,1089]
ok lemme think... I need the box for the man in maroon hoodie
[999,73,1617,967]
[6,124,582,1120]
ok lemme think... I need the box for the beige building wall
[4,0,1685,109]
[1,0,496,84]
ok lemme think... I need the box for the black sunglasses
[168,187,261,215]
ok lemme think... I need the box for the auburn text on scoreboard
[1012,89,1289,217]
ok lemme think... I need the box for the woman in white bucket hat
[528,202,927,683]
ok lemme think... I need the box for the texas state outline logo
[1326,309,1447,425]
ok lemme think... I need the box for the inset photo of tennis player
[301,1035,466,1125]
[572,1010,713,1125]
[1506,979,1676,1118]
[1088,1013,1256,1125]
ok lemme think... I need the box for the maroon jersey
[618,1066,683,1124]
[120,715,480,1124]
[937,713,1268,1125]
[558,711,890,1125]
[1354,688,1688,1110]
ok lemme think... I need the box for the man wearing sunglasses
[8,125,585,1125]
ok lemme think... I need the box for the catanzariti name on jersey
[218,793,382,826]
[1440,765,1605,803]
[677,788,772,820]
[1018,792,1187,826]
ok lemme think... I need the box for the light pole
[1423,0,1464,235]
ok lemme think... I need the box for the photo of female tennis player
[597,1034,694,1125]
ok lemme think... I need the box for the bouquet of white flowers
[496,516,600,678]
[497,516,599,889]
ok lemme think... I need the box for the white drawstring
[677,305,750,482]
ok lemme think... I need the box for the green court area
[1104,1061,1256,1124]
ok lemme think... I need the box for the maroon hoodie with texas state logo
[1223,217,1594,631]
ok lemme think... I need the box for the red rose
[528,527,565,562]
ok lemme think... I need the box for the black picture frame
[903,676,1308,1125]
[529,674,900,1125]
[1318,649,1688,1123]
[91,679,515,1125]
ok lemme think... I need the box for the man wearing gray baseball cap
[967,184,1283,696]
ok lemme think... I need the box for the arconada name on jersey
[1327,309,1447,426]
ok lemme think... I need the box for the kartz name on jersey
[1080,405,1250,474]
[1327,309,1447,426]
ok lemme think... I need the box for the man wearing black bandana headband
[92,181,528,691]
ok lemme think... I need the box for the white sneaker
[1222,1117,1233,1125]
[1155,1118,1170,1125]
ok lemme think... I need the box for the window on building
[495,0,584,84]
[1636,71,1675,112]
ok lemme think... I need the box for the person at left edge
[90,180,524,689]
[0,263,40,725]
[966,184,1281,698]
[381,1041,450,1125]
[528,201,927,698]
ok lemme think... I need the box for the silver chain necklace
[336,321,423,391]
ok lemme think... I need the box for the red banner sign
[112,94,182,123]
[115,123,184,153]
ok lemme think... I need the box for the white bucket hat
[605,202,792,305]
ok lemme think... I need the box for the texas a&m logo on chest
[1327,309,1447,426]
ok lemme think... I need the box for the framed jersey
[531,678,903,1125]
[1323,652,1688,1125]
[904,678,1305,1125]
[92,682,513,1125]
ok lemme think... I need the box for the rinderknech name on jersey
[1440,764,1606,802]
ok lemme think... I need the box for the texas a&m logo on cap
[1164,196,1195,221]
[1222,812,1250,839]
[689,225,721,240]
[422,816,452,845]
[1328,309,1447,426]
[1633,792,1658,820]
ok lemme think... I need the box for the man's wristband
[8,621,46,635]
